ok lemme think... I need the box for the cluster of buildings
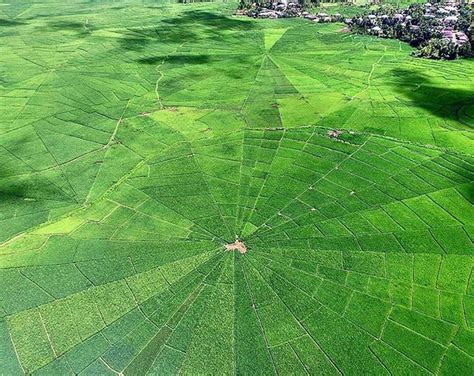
[239,0,471,59]
[303,11,345,23]
[348,0,471,51]
[244,2,345,23]
[241,1,307,18]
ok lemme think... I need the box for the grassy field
[1,0,473,374]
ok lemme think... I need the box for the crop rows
[1,1,473,374]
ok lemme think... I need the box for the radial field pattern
[1,1,473,375]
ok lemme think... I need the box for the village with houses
[240,0,473,58]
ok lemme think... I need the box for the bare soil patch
[225,239,247,254]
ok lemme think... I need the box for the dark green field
[1,0,473,374]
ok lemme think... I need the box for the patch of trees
[348,1,472,59]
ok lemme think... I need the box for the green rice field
[1,0,473,374]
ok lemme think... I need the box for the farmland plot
[1,0,473,374]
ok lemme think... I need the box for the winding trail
[155,42,188,109]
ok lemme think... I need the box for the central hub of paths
[225,239,247,254]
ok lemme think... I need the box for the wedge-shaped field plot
[1,1,473,375]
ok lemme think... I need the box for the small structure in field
[328,129,343,138]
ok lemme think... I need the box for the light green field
[1,0,473,374]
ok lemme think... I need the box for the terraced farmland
[1,0,473,374]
